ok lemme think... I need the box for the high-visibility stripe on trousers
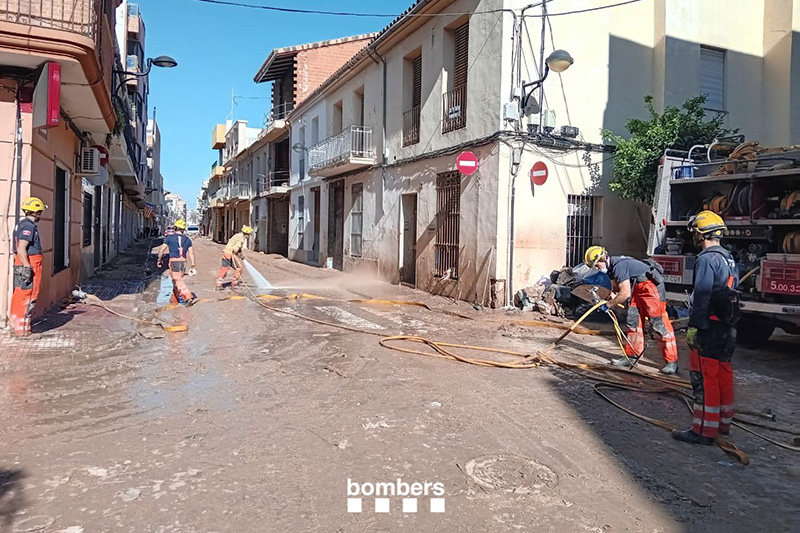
[625,280,678,363]
[168,259,194,303]
[216,253,242,287]
[689,321,736,439]
[9,254,43,337]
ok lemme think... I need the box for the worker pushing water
[584,245,679,375]
[216,225,252,290]
[157,219,198,306]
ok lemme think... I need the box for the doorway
[328,182,345,270]
[400,194,417,285]
[53,165,69,274]
[93,186,102,269]
[312,187,321,264]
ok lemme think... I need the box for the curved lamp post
[521,49,573,110]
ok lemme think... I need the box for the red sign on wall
[33,61,61,129]
[456,151,479,175]
[530,161,548,186]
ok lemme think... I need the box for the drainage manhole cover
[464,454,558,493]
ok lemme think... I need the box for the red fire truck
[648,140,800,344]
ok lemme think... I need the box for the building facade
[0,0,165,328]
[204,35,375,252]
[285,0,800,306]
[145,118,166,234]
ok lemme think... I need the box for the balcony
[126,54,139,88]
[403,106,420,147]
[260,101,293,142]
[211,124,226,150]
[0,0,96,38]
[442,85,467,133]
[222,182,250,203]
[257,171,290,198]
[209,160,225,180]
[308,126,376,178]
[127,3,142,37]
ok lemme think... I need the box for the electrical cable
[188,0,642,18]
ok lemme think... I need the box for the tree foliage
[602,95,735,205]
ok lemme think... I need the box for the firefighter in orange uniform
[216,225,252,289]
[585,245,680,374]
[157,219,198,306]
[673,211,739,445]
[9,197,47,337]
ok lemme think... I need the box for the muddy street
[1,238,798,532]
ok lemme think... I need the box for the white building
[286,0,800,306]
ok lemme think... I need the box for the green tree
[602,95,735,205]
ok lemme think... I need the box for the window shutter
[700,47,725,111]
[454,22,469,89]
[412,55,422,109]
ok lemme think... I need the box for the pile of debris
[514,264,612,319]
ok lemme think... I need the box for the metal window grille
[435,171,461,278]
[565,194,599,267]
[351,183,363,257]
[0,0,97,37]
[297,195,305,249]
[700,46,725,111]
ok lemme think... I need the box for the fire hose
[232,281,799,461]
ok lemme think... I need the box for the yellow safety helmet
[174,219,187,230]
[687,210,726,238]
[21,197,47,213]
[241,225,253,234]
[584,245,608,267]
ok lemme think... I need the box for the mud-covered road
[2,238,798,532]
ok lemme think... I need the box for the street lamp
[113,55,178,98]
[521,49,573,112]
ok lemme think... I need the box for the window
[353,87,365,127]
[403,53,422,146]
[298,126,306,181]
[351,184,363,257]
[82,191,93,247]
[443,21,469,133]
[565,195,601,268]
[53,165,70,273]
[434,171,461,278]
[298,195,305,249]
[700,46,725,111]
[332,100,343,135]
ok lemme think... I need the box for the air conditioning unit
[80,147,100,175]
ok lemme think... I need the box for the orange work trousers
[216,253,242,287]
[625,279,679,363]
[9,254,43,336]
[169,259,194,303]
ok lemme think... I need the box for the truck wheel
[736,320,776,347]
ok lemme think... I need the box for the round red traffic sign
[530,161,548,186]
[456,151,479,175]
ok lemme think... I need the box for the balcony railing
[442,85,467,133]
[257,171,290,194]
[263,101,294,130]
[0,0,97,38]
[403,106,421,147]
[308,125,375,173]
[227,182,250,199]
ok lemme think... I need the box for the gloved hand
[187,268,197,277]
[19,266,33,283]
[157,259,163,268]
[686,327,699,349]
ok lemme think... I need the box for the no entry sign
[456,151,479,175]
[530,161,548,186]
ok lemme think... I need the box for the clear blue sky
[138,0,413,209]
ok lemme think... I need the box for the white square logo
[347,498,362,513]
[430,498,445,513]
[375,498,390,513]
[402,498,418,513]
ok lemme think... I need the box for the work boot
[610,356,639,368]
[660,361,679,375]
[215,279,223,291]
[671,428,714,446]
[185,296,197,307]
